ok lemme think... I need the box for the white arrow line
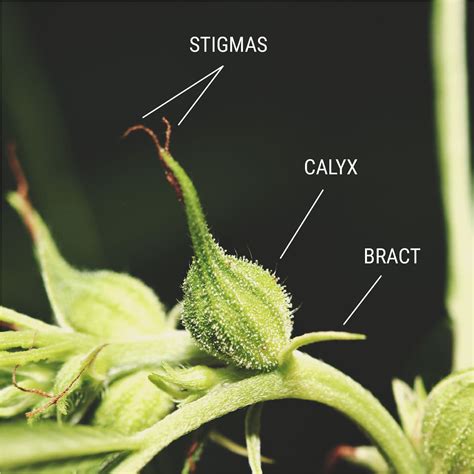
[279,189,325,260]
[343,274,383,326]
[142,65,224,125]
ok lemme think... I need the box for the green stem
[114,352,423,473]
[432,0,472,370]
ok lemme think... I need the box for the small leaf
[392,378,426,450]
[0,343,77,368]
[149,364,243,403]
[0,422,137,469]
[245,403,264,474]
[52,352,103,421]
[8,192,167,340]
[0,306,62,333]
[0,307,96,369]
[422,369,474,473]
[93,371,174,435]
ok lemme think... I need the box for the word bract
[364,248,421,265]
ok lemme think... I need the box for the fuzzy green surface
[392,378,426,451]
[93,371,174,435]
[116,352,422,474]
[422,369,474,473]
[183,251,292,371]
[0,423,137,469]
[156,148,293,371]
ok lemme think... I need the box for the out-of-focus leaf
[0,306,62,333]
[392,378,426,450]
[0,307,97,369]
[422,369,474,473]
[0,343,77,368]
[0,422,137,469]
[4,452,126,474]
[209,431,274,464]
[245,403,263,474]
[93,371,173,435]
[8,192,167,340]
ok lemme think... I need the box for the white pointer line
[343,274,383,326]
[178,66,223,126]
[279,189,325,260]
[142,65,224,124]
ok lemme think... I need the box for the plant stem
[432,0,472,370]
[114,352,423,473]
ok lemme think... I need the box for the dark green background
[2,2,471,473]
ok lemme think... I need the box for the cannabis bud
[124,120,293,371]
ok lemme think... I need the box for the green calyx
[7,192,167,340]
[125,121,293,371]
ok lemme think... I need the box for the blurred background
[2,2,472,473]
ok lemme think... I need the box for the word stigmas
[190,36,268,53]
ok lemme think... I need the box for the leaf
[0,422,137,469]
[0,306,62,333]
[422,369,474,473]
[93,371,174,435]
[245,403,263,474]
[0,330,84,351]
[392,378,426,450]
[47,351,103,422]
[149,364,243,404]
[0,342,77,368]
[0,307,96,369]
[8,192,167,340]
[4,453,126,474]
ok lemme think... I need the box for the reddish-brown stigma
[7,143,37,241]
[122,118,183,201]
[323,445,356,473]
